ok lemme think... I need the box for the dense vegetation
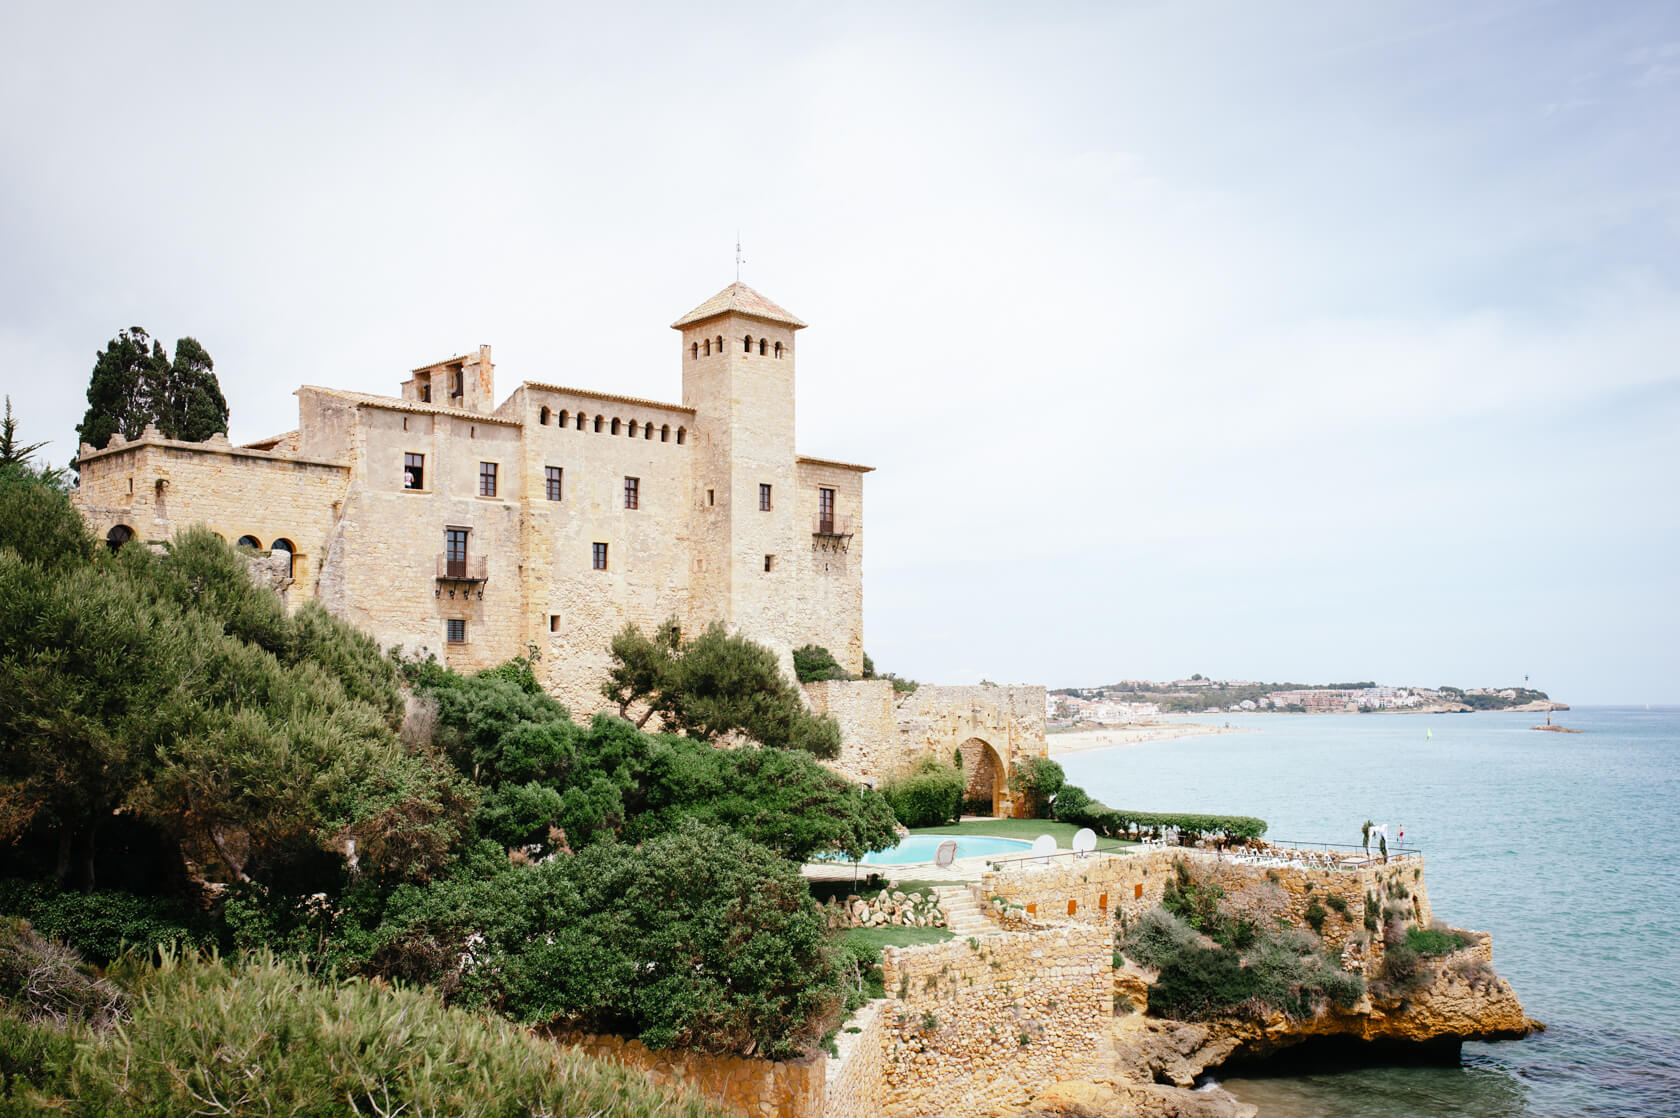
[0,465,898,1067]
[1008,757,1065,818]
[1121,861,1363,1021]
[0,921,723,1117]
[603,621,843,757]
[880,755,963,828]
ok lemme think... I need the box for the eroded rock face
[1006,1077,1257,1118]
[1107,934,1540,1086]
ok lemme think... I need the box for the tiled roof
[298,386,522,426]
[797,454,874,473]
[522,382,696,414]
[670,283,807,330]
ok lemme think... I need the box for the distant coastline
[1050,677,1568,722]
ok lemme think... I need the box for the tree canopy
[76,327,229,459]
[602,620,843,758]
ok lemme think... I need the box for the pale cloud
[1,0,1676,702]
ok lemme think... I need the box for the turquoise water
[1061,707,1680,1117]
[841,834,1033,865]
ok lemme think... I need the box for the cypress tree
[76,329,228,464]
[158,336,229,442]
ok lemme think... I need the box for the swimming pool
[841,834,1034,866]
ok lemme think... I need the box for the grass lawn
[909,818,1137,852]
[837,925,952,955]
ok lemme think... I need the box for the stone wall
[823,999,887,1118]
[876,925,1112,1117]
[979,849,1436,973]
[558,1032,825,1118]
[808,680,1049,815]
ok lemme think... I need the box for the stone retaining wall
[823,999,887,1118]
[979,850,1436,972]
[876,925,1112,1116]
[558,1032,824,1118]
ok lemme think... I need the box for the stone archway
[959,737,1006,817]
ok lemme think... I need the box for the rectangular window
[479,461,497,497]
[592,542,608,570]
[549,614,560,633]
[444,528,468,578]
[624,476,639,510]
[764,554,774,572]
[707,488,714,506]
[446,618,466,644]
[545,466,562,501]
[818,487,835,533]
[759,483,772,511]
[419,384,431,403]
[404,453,424,490]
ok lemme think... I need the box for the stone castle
[73,282,1046,808]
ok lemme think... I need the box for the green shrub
[3,950,724,1118]
[881,756,963,828]
[1008,758,1065,818]
[1405,924,1473,957]
[1120,908,1203,969]
[1377,942,1427,994]
[1050,783,1092,823]
[1324,894,1350,918]
[792,644,852,683]
[0,880,214,966]
[1303,900,1327,934]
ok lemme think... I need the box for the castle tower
[673,283,805,647]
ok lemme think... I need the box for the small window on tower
[592,542,608,570]
[404,453,424,489]
[447,618,466,644]
[764,554,774,572]
[479,462,498,497]
[759,483,772,511]
[549,614,561,633]
[420,384,431,403]
[624,476,639,510]
[707,489,714,506]
[545,466,562,501]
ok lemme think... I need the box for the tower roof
[671,283,806,330]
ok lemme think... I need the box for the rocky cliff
[1005,933,1537,1118]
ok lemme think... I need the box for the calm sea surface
[1059,706,1680,1118]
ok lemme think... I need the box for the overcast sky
[3,2,1676,703]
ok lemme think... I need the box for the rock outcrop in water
[1001,932,1538,1117]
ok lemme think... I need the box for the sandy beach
[1047,721,1250,757]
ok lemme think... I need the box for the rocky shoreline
[1006,932,1539,1118]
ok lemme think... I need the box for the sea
[1059,706,1680,1118]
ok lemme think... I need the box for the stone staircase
[934,885,994,937]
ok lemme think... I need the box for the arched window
[628,420,638,438]
[660,424,670,442]
[704,338,711,356]
[106,524,134,552]
[676,426,686,445]
[271,538,296,578]
[577,412,587,431]
[644,421,653,440]
[774,341,782,358]
[759,338,767,355]
[539,406,551,425]
[716,335,723,353]
[594,415,604,432]
[692,342,699,359]
[611,418,622,435]
[236,534,262,550]
[558,410,570,428]
[744,335,753,352]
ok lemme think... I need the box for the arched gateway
[959,737,1006,817]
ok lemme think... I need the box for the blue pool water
[842,834,1033,865]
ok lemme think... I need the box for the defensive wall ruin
[803,679,1049,816]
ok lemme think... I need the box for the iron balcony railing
[812,513,854,536]
[435,553,488,581]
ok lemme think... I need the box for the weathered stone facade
[804,679,1049,815]
[72,285,871,717]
